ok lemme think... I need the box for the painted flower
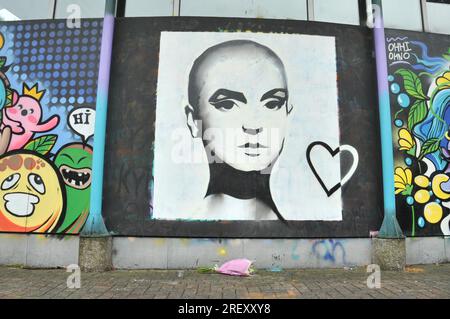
[414,175,430,188]
[423,202,443,224]
[398,128,415,151]
[394,167,413,195]
[436,71,450,90]
[413,175,432,204]
[431,173,450,201]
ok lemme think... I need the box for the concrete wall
[406,237,450,265]
[0,233,79,268]
[112,238,372,269]
[1,234,449,269]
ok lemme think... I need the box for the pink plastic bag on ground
[216,259,254,276]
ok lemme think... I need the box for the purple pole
[371,0,403,238]
[82,0,116,235]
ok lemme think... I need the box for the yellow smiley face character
[0,152,65,233]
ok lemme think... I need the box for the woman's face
[193,45,290,172]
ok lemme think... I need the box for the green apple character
[54,143,93,233]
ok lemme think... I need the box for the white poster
[153,31,347,221]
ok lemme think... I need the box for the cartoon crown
[22,83,45,101]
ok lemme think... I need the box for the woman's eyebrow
[209,89,247,103]
[260,88,288,101]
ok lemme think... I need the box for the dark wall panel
[104,17,383,238]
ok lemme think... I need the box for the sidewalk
[0,264,449,299]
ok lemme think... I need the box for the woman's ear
[185,105,200,138]
[287,103,293,115]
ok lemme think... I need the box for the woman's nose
[21,110,28,116]
[242,125,263,135]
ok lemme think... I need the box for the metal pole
[81,0,116,235]
[173,0,181,16]
[371,0,403,238]
[49,0,57,19]
[419,0,429,32]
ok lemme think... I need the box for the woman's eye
[28,174,45,194]
[29,109,34,114]
[264,100,284,110]
[17,104,23,110]
[1,173,20,190]
[210,100,237,111]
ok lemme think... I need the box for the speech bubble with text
[67,107,95,144]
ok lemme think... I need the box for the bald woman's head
[188,40,288,116]
[185,39,291,172]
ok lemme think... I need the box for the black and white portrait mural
[153,31,357,221]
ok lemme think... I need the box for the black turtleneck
[205,161,285,221]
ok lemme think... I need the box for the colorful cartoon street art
[388,34,450,236]
[0,151,65,232]
[54,143,92,233]
[0,56,19,155]
[3,83,60,151]
[0,20,102,234]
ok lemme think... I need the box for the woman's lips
[238,143,268,157]
[238,143,268,149]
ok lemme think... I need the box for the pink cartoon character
[1,83,59,151]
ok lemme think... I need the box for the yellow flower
[414,175,430,188]
[414,189,430,204]
[398,128,415,151]
[424,202,443,224]
[431,173,450,200]
[436,71,450,90]
[394,167,413,195]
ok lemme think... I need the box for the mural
[0,20,102,234]
[153,32,358,221]
[306,142,359,198]
[104,18,382,237]
[387,32,450,236]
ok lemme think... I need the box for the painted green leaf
[406,145,416,157]
[407,100,428,130]
[23,135,57,155]
[401,184,413,196]
[419,137,440,159]
[0,57,5,68]
[395,69,428,100]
